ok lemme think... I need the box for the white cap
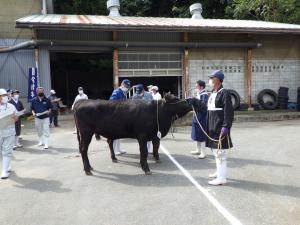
[50,89,56,94]
[0,88,7,96]
[151,86,159,91]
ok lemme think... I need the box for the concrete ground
[0,119,299,225]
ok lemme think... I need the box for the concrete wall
[189,48,247,102]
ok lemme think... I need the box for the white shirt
[0,103,17,137]
[152,92,162,100]
[72,93,88,109]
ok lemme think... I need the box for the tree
[53,0,230,18]
[225,0,300,24]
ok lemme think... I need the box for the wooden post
[246,48,253,107]
[182,32,189,98]
[113,31,119,88]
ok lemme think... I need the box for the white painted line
[160,144,243,225]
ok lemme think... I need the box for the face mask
[208,79,214,88]
[13,95,19,100]
[121,87,128,92]
[78,90,83,94]
[38,93,44,97]
[1,96,8,104]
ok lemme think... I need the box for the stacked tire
[257,89,278,110]
[297,87,300,111]
[278,87,289,109]
[228,89,241,111]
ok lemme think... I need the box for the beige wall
[188,33,300,103]
[0,0,41,39]
[252,34,300,59]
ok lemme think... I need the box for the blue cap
[209,70,225,80]
[122,79,131,87]
[135,84,144,94]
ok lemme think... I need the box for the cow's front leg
[138,138,152,175]
[152,137,160,163]
[107,138,117,163]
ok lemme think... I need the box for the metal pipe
[0,40,36,53]
[0,40,262,53]
[37,40,262,49]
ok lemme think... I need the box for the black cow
[74,94,192,175]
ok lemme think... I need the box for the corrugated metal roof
[16,14,300,34]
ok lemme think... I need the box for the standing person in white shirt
[72,87,88,134]
[150,86,162,100]
[0,89,18,179]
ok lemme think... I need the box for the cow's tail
[73,111,81,148]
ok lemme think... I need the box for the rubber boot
[44,137,49,149]
[209,156,227,185]
[190,142,200,155]
[198,142,206,159]
[1,156,11,179]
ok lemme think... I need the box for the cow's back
[75,99,157,139]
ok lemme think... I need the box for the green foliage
[225,0,300,24]
[53,0,300,24]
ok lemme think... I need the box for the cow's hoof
[112,159,118,163]
[145,171,152,175]
[85,171,93,176]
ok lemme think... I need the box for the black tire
[257,89,278,110]
[228,89,241,110]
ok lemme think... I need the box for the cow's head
[164,94,192,118]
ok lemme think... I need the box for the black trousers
[15,119,21,136]
[50,110,59,126]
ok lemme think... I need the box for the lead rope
[191,105,230,160]
[156,100,161,139]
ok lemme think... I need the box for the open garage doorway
[119,76,182,97]
[50,52,113,106]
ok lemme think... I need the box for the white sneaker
[44,144,49,149]
[208,171,217,179]
[190,149,200,155]
[16,143,23,148]
[208,178,227,186]
[114,151,122,156]
[73,130,77,134]
[119,149,126,154]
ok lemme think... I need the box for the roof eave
[15,23,300,35]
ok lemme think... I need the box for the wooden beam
[246,48,253,107]
[113,31,119,88]
[182,32,189,98]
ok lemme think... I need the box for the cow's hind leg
[152,138,161,163]
[107,138,117,163]
[80,132,94,175]
[138,138,152,175]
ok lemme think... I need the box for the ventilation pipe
[190,3,203,19]
[107,0,121,17]
[41,0,47,14]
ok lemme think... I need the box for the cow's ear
[164,93,172,102]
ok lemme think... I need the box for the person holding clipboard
[0,89,18,179]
